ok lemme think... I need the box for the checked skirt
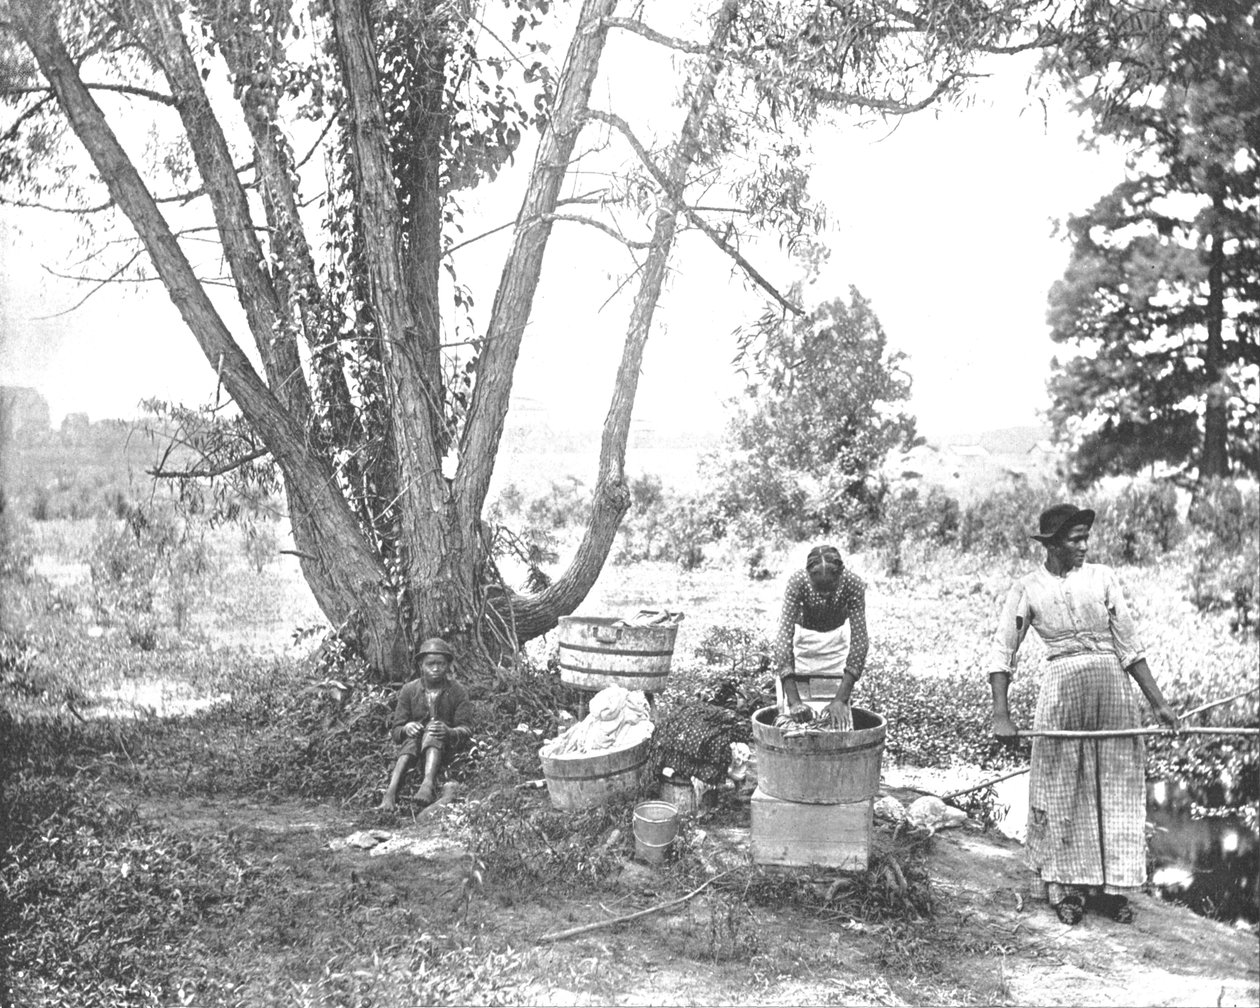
[1026,651,1147,903]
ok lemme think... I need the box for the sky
[0,14,1131,442]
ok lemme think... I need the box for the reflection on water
[988,773,1259,924]
[1147,779,1259,925]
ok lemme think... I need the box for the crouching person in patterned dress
[377,638,474,811]
[987,503,1179,925]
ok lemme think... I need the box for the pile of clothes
[649,702,754,785]
[773,702,853,737]
[539,685,653,758]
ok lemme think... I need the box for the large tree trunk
[1202,186,1229,480]
[12,0,408,678]
[508,0,740,639]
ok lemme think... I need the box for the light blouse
[988,562,1145,678]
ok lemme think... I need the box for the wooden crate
[750,787,871,870]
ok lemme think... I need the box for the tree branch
[0,159,257,214]
[583,109,802,316]
[455,0,620,529]
[148,445,271,478]
[541,212,656,249]
[811,72,976,114]
[601,16,709,54]
[5,81,176,104]
[509,0,743,635]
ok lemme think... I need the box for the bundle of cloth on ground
[539,686,653,758]
[649,703,754,785]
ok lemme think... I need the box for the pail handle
[594,625,621,644]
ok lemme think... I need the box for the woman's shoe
[1053,893,1086,925]
[1090,893,1134,924]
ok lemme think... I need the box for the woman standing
[772,544,869,727]
[988,504,1179,925]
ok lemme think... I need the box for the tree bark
[330,0,476,654]
[1202,185,1229,479]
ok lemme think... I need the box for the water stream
[988,773,1258,926]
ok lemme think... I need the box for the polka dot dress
[649,704,754,785]
[771,567,869,677]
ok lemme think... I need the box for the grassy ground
[2,516,1257,1006]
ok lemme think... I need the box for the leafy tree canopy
[708,283,916,539]
[1045,0,1260,487]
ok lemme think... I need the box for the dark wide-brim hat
[1031,503,1095,544]
[416,637,455,659]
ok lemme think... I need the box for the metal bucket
[750,705,886,805]
[557,616,677,693]
[632,800,680,864]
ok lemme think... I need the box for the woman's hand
[1154,704,1180,730]
[825,696,854,731]
[992,713,1019,745]
[787,702,814,724]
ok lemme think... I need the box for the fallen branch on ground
[536,869,737,943]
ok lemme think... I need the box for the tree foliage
[1,0,1109,676]
[708,285,916,538]
[1045,0,1260,487]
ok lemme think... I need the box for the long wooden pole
[934,693,1260,803]
[1178,686,1258,722]
[1018,726,1258,739]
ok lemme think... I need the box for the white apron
[776,623,850,708]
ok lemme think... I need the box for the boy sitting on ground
[377,638,474,811]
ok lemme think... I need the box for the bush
[957,481,1046,559]
[1184,481,1259,624]
[863,483,963,574]
[1188,479,1259,552]
[525,478,591,529]
[240,519,278,574]
[615,476,717,568]
[1086,479,1182,565]
[87,504,210,641]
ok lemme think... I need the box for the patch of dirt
[142,792,1259,1006]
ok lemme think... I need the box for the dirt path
[137,791,1258,1007]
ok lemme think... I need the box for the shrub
[240,519,278,574]
[87,504,210,641]
[1188,479,1259,552]
[863,483,963,574]
[0,512,34,583]
[1087,479,1182,565]
[523,477,591,529]
[615,478,718,568]
[957,481,1046,559]
[1184,483,1259,626]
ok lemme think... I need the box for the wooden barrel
[557,616,677,693]
[539,737,651,811]
[751,706,886,805]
